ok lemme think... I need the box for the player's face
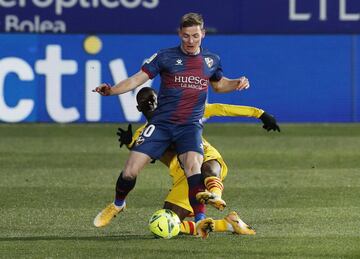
[137,91,158,113]
[179,25,205,55]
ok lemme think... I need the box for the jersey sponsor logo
[174,75,208,90]
[204,57,213,68]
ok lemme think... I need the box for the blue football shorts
[131,122,204,159]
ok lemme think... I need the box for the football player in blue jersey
[92,12,250,237]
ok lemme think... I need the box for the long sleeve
[203,103,264,119]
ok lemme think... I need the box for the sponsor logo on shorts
[135,136,145,146]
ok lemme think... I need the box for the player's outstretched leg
[93,202,126,227]
[195,218,215,239]
[224,211,256,235]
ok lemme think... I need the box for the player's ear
[177,28,182,37]
[201,29,206,38]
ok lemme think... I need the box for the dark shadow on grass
[0,235,153,242]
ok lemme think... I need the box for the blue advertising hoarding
[0,0,360,34]
[0,34,358,123]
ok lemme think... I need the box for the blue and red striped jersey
[142,46,223,124]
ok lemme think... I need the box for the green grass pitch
[1,123,360,258]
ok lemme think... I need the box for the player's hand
[259,112,280,132]
[92,83,112,96]
[117,124,133,148]
[235,76,250,91]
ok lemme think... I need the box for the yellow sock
[204,176,224,197]
[180,221,197,235]
[213,219,230,232]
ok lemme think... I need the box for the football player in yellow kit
[116,87,280,238]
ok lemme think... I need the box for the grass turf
[0,123,360,258]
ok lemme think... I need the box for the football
[148,209,181,239]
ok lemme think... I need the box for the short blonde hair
[180,13,204,29]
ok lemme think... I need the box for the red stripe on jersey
[170,56,208,123]
[171,89,201,123]
[141,67,154,79]
[162,71,179,88]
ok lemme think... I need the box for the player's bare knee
[123,152,150,179]
[121,169,137,181]
[180,151,203,175]
[184,162,201,176]
[201,160,221,178]
[122,163,141,180]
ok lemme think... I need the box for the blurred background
[1,0,359,123]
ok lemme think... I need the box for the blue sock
[114,199,125,207]
[195,212,206,222]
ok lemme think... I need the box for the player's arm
[210,76,249,93]
[204,103,280,132]
[204,103,264,119]
[92,70,149,96]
